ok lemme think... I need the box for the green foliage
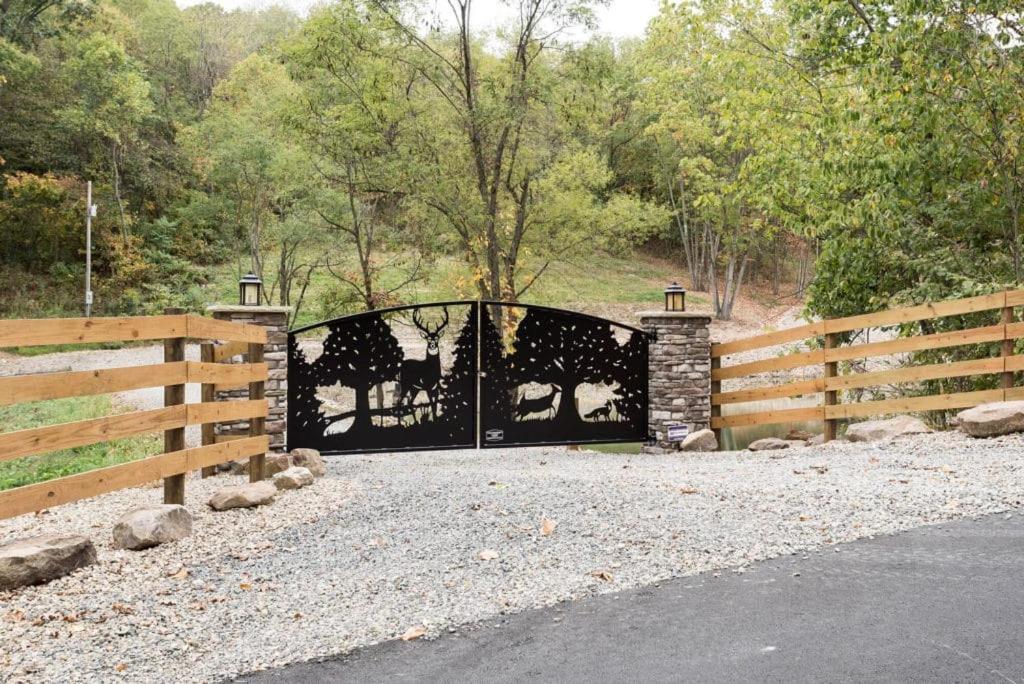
[0,395,158,491]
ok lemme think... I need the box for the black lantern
[239,272,262,306]
[664,282,686,312]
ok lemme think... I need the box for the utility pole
[85,181,95,317]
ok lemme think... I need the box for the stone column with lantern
[639,283,713,453]
[207,273,291,453]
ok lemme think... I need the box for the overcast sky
[174,0,662,41]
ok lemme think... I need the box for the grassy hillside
[205,250,704,328]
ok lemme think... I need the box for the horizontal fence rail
[0,313,269,520]
[710,290,1024,441]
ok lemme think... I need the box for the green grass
[0,396,159,491]
[204,249,707,328]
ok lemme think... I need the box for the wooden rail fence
[0,313,269,520]
[710,290,1024,443]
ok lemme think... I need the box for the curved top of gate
[288,300,477,335]
[288,299,651,337]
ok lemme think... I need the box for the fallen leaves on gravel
[679,486,700,495]
[478,549,499,561]
[590,570,614,582]
[540,518,557,536]
[168,568,188,581]
[401,625,426,641]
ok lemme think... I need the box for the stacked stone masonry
[639,311,712,453]
[208,305,290,453]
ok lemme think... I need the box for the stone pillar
[638,311,712,453]
[206,305,291,453]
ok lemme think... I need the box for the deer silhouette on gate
[514,385,561,421]
[398,307,449,421]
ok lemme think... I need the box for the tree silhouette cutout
[288,335,328,438]
[480,306,511,429]
[509,309,621,426]
[611,330,647,426]
[440,307,477,439]
[314,313,403,433]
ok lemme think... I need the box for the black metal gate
[287,301,648,455]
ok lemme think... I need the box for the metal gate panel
[287,301,478,455]
[478,302,649,448]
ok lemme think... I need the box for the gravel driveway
[2,433,1023,682]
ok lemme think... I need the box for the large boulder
[748,437,790,451]
[956,401,1024,438]
[679,429,718,452]
[845,415,932,443]
[208,481,277,511]
[0,534,96,590]
[273,466,314,490]
[112,505,192,551]
[289,448,326,477]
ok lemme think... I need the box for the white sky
[174,0,662,41]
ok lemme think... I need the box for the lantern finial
[239,272,262,306]
[664,282,686,312]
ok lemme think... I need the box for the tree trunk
[111,143,128,239]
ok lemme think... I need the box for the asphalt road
[237,512,1024,683]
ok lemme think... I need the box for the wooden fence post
[710,356,722,448]
[163,307,186,504]
[248,341,266,482]
[200,342,217,478]
[823,332,838,442]
[1002,303,1015,390]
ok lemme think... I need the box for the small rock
[230,453,291,477]
[112,505,193,551]
[785,429,814,441]
[807,434,825,446]
[273,466,314,491]
[265,453,293,477]
[289,448,326,477]
[208,481,277,511]
[0,534,97,590]
[956,401,1024,438]
[679,429,718,452]
[748,437,790,451]
[845,415,932,442]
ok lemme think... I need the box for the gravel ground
[2,432,1024,683]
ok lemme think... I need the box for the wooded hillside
[1,0,1021,324]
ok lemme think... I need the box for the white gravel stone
[0,434,1023,682]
